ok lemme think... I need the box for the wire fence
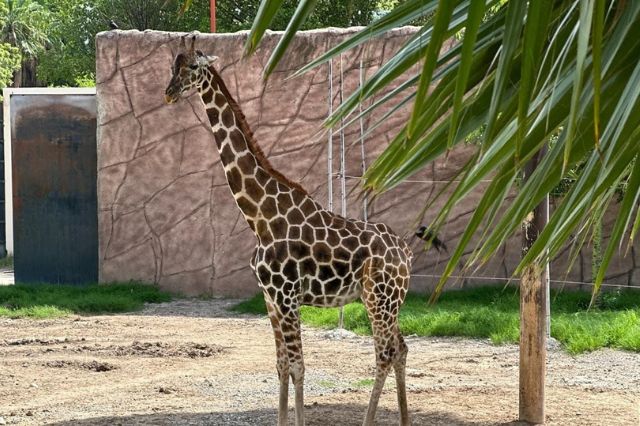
[410,273,637,289]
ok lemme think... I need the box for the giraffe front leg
[265,297,290,426]
[281,303,305,426]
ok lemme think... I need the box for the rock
[0,416,6,424]
[547,337,562,351]
[25,411,33,416]
[30,383,38,388]
[323,328,357,340]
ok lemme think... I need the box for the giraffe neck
[198,66,317,239]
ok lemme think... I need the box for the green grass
[232,286,640,354]
[0,282,172,319]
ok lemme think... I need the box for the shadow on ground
[47,403,524,425]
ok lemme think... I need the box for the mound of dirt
[44,360,117,372]
[108,341,224,358]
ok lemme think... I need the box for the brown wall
[96,28,639,296]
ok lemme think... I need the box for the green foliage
[1,0,50,57]
[224,0,376,34]
[38,0,378,87]
[0,282,173,318]
[0,41,19,93]
[245,1,640,304]
[233,286,640,354]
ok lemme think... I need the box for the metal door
[10,94,97,284]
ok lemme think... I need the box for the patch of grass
[0,255,13,269]
[317,379,338,388]
[0,282,173,319]
[352,378,375,388]
[232,286,640,354]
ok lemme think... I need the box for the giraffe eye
[189,64,198,70]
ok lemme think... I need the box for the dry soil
[0,299,638,425]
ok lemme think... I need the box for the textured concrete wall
[96,28,639,296]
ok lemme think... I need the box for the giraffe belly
[300,277,362,308]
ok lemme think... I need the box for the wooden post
[210,0,216,32]
[519,149,548,424]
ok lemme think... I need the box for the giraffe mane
[209,67,309,196]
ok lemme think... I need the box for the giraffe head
[164,34,218,104]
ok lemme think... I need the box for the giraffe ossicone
[165,33,414,426]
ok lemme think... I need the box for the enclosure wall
[96,29,638,296]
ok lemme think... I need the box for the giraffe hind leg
[361,261,410,426]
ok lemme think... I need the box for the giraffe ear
[206,55,219,65]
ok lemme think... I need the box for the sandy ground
[0,299,638,426]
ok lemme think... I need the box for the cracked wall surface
[96,28,639,296]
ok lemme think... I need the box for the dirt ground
[1,299,638,426]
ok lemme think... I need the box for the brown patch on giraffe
[282,259,297,280]
[244,178,265,202]
[301,225,314,245]
[314,228,327,241]
[215,93,226,108]
[207,108,220,128]
[270,217,288,239]
[226,168,243,194]
[288,226,301,240]
[326,229,340,247]
[236,196,257,217]
[221,106,235,127]
[261,196,278,220]
[202,88,214,104]
[300,198,317,215]
[209,68,309,194]
[220,143,235,165]
[287,208,305,224]
[318,265,333,281]
[255,219,272,244]
[229,128,247,153]
[289,241,310,259]
[237,153,257,175]
[307,212,323,227]
[333,261,350,277]
[333,246,352,262]
[300,258,316,276]
[312,242,331,263]
[255,168,271,185]
[213,127,227,145]
[277,193,293,212]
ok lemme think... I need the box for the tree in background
[37,0,211,86]
[0,0,49,87]
[37,0,379,87]
[217,0,376,32]
[0,1,19,95]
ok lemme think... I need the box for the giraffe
[164,34,413,426]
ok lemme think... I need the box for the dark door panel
[11,94,97,284]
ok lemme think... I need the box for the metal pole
[358,59,368,222]
[327,60,333,213]
[210,0,216,32]
[338,55,346,329]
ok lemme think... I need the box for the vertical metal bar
[358,59,368,222]
[327,61,333,213]
[338,54,346,329]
